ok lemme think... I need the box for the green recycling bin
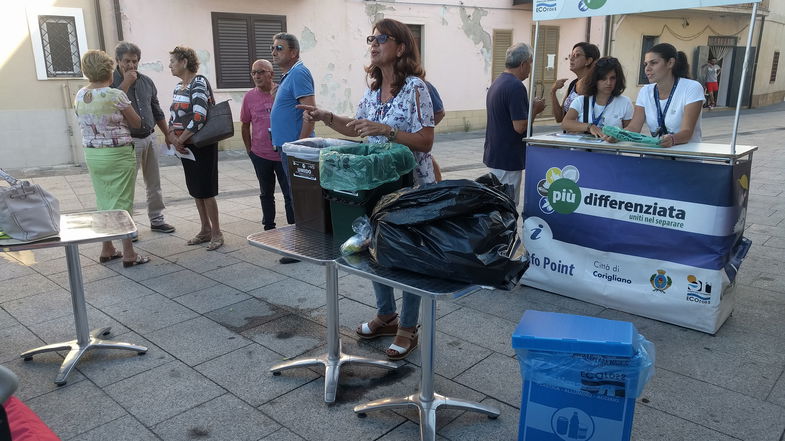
[319,143,416,242]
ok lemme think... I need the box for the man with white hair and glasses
[483,43,545,207]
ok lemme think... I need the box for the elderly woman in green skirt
[74,50,150,267]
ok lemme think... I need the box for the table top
[337,253,481,300]
[247,226,343,265]
[525,133,757,160]
[0,210,136,252]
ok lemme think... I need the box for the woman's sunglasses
[366,34,396,45]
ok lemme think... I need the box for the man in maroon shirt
[241,59,293,231]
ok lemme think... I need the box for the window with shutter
[492,30,513,81]
[212,12,286,89]
[770,51,780,84]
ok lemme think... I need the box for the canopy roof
[533,0,760,21]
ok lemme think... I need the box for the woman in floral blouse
[74,50,150,267]
[299,18,435,360]
[168,46,223,251]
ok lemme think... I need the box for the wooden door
[531,25,560,118]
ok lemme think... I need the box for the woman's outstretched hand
[296,104,327,123]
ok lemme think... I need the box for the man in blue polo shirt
[484,43,545,207]
[270,32,315,263]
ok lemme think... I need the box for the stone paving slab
[643,368,785,441]
[103,360,225,426]
[25,380,128,440]
[205,298,287,332]
[2,355,87,402]
[241,313,326,359]
[25,304,131,345]
[195,343,319,407]
[151,393,280,441]
[71,415,160,441]
[145,316,252,366]
[139,268,221,298]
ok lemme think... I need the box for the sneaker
[150,223,176,233]
[279,256,300,264]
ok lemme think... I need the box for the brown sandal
[386,328,418,360]
[356,314,399,339]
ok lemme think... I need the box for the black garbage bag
[369,173,527,290]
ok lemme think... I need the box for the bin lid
[512,310,636,357]
[282,137,357,160]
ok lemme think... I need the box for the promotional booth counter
[521,134,756,334]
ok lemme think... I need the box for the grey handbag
[0,169,60,242]
[188,75,234,148]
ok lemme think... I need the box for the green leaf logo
[584,0,608,10]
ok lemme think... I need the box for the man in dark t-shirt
[484,43,545,207]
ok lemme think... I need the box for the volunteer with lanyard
[624,43,704,147]
[561,57,633,140]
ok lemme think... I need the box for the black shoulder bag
[188,75,234,148]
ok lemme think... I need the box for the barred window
[38,15,82,77]
[26,7,88,80]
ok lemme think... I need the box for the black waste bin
[282,138,356,233]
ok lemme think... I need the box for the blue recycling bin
[512,310,655,441]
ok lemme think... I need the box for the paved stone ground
[1,102,785,440]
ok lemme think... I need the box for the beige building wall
[0,0,105,169]
[608,10,754,106]
[751,3,785,107]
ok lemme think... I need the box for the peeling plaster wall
[459,7,493,71]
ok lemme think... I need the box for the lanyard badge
[653,78,679,137]
[591,96,614,127]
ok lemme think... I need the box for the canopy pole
[730,2,758,155]
[527,21,540,138]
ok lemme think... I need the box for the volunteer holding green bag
[299,18,434,360]
[623,43,704,147]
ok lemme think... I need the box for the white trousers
[488,168,523,208]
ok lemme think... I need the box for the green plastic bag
[319,142,416,192]
[602,126,663,146]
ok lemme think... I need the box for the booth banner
[521,145,751,333]
[533,0,760,21]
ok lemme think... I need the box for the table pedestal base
[271,340,398,403]
[21,327,147,386]
[353,298,500,441]
[355,392,499,441]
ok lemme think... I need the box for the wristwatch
[386,126,397,142]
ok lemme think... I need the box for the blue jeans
[278,150,295,212]
[248,151,294,229]
[373,281,421,328]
